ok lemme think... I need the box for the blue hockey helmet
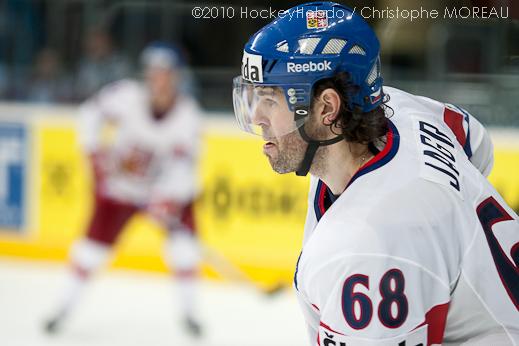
[233,2,383,139]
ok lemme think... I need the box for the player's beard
[267,129,306,174]
[266,118,329,174]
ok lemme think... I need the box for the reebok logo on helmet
[287,61,332,73]
[242,51,263,83]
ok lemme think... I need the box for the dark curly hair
[310,72,391,144]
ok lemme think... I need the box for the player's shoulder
[383,91,482,199]
[384,86,445,114]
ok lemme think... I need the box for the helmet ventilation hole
[348,45,366,55]
[276,41,289,53]
[321,38,347,54]
[298,38,321,55]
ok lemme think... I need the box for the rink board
[0,105,518,288]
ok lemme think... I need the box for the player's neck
[151,91,177,120]
[312,141,373,195]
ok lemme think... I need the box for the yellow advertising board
[489,149,519,211]
[197,133,308,285]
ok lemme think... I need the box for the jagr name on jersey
[418,120,461,192]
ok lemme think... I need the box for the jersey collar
[314,119,400,221]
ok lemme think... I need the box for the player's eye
[263,98,277,107]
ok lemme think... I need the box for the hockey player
[233,3,518,345]
[45,42,203,337]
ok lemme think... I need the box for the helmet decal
[242,51,263,83]
[306,10,328,29]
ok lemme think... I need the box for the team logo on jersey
[306,10,328,29]
[242,51,263,83]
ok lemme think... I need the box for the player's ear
[317,88,341,126]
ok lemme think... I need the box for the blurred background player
[44,42,204,337]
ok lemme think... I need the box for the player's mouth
[263,141,277,156]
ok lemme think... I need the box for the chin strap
[294,106,343,176]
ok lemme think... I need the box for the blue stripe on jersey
[453,105,473,159]
[294,251,302,291]
[314,179,325,222]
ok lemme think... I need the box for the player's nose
[251,103,269,128]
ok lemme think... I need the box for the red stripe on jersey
[443,108,467,147]
[413,302,450,345]
[358,121,395,173]
[319,321,345,336]
[317,331,320,346]
[312,303,320,311]
[318,182,327,216]
[345,120,400,190]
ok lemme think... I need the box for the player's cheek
[280,109,296,136]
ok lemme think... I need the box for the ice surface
[0,258,307,346]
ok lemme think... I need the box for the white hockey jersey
[295,86,519,346]
[78,79,202,205]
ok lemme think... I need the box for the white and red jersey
[78,79,202,205]
[295,86,518,346]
